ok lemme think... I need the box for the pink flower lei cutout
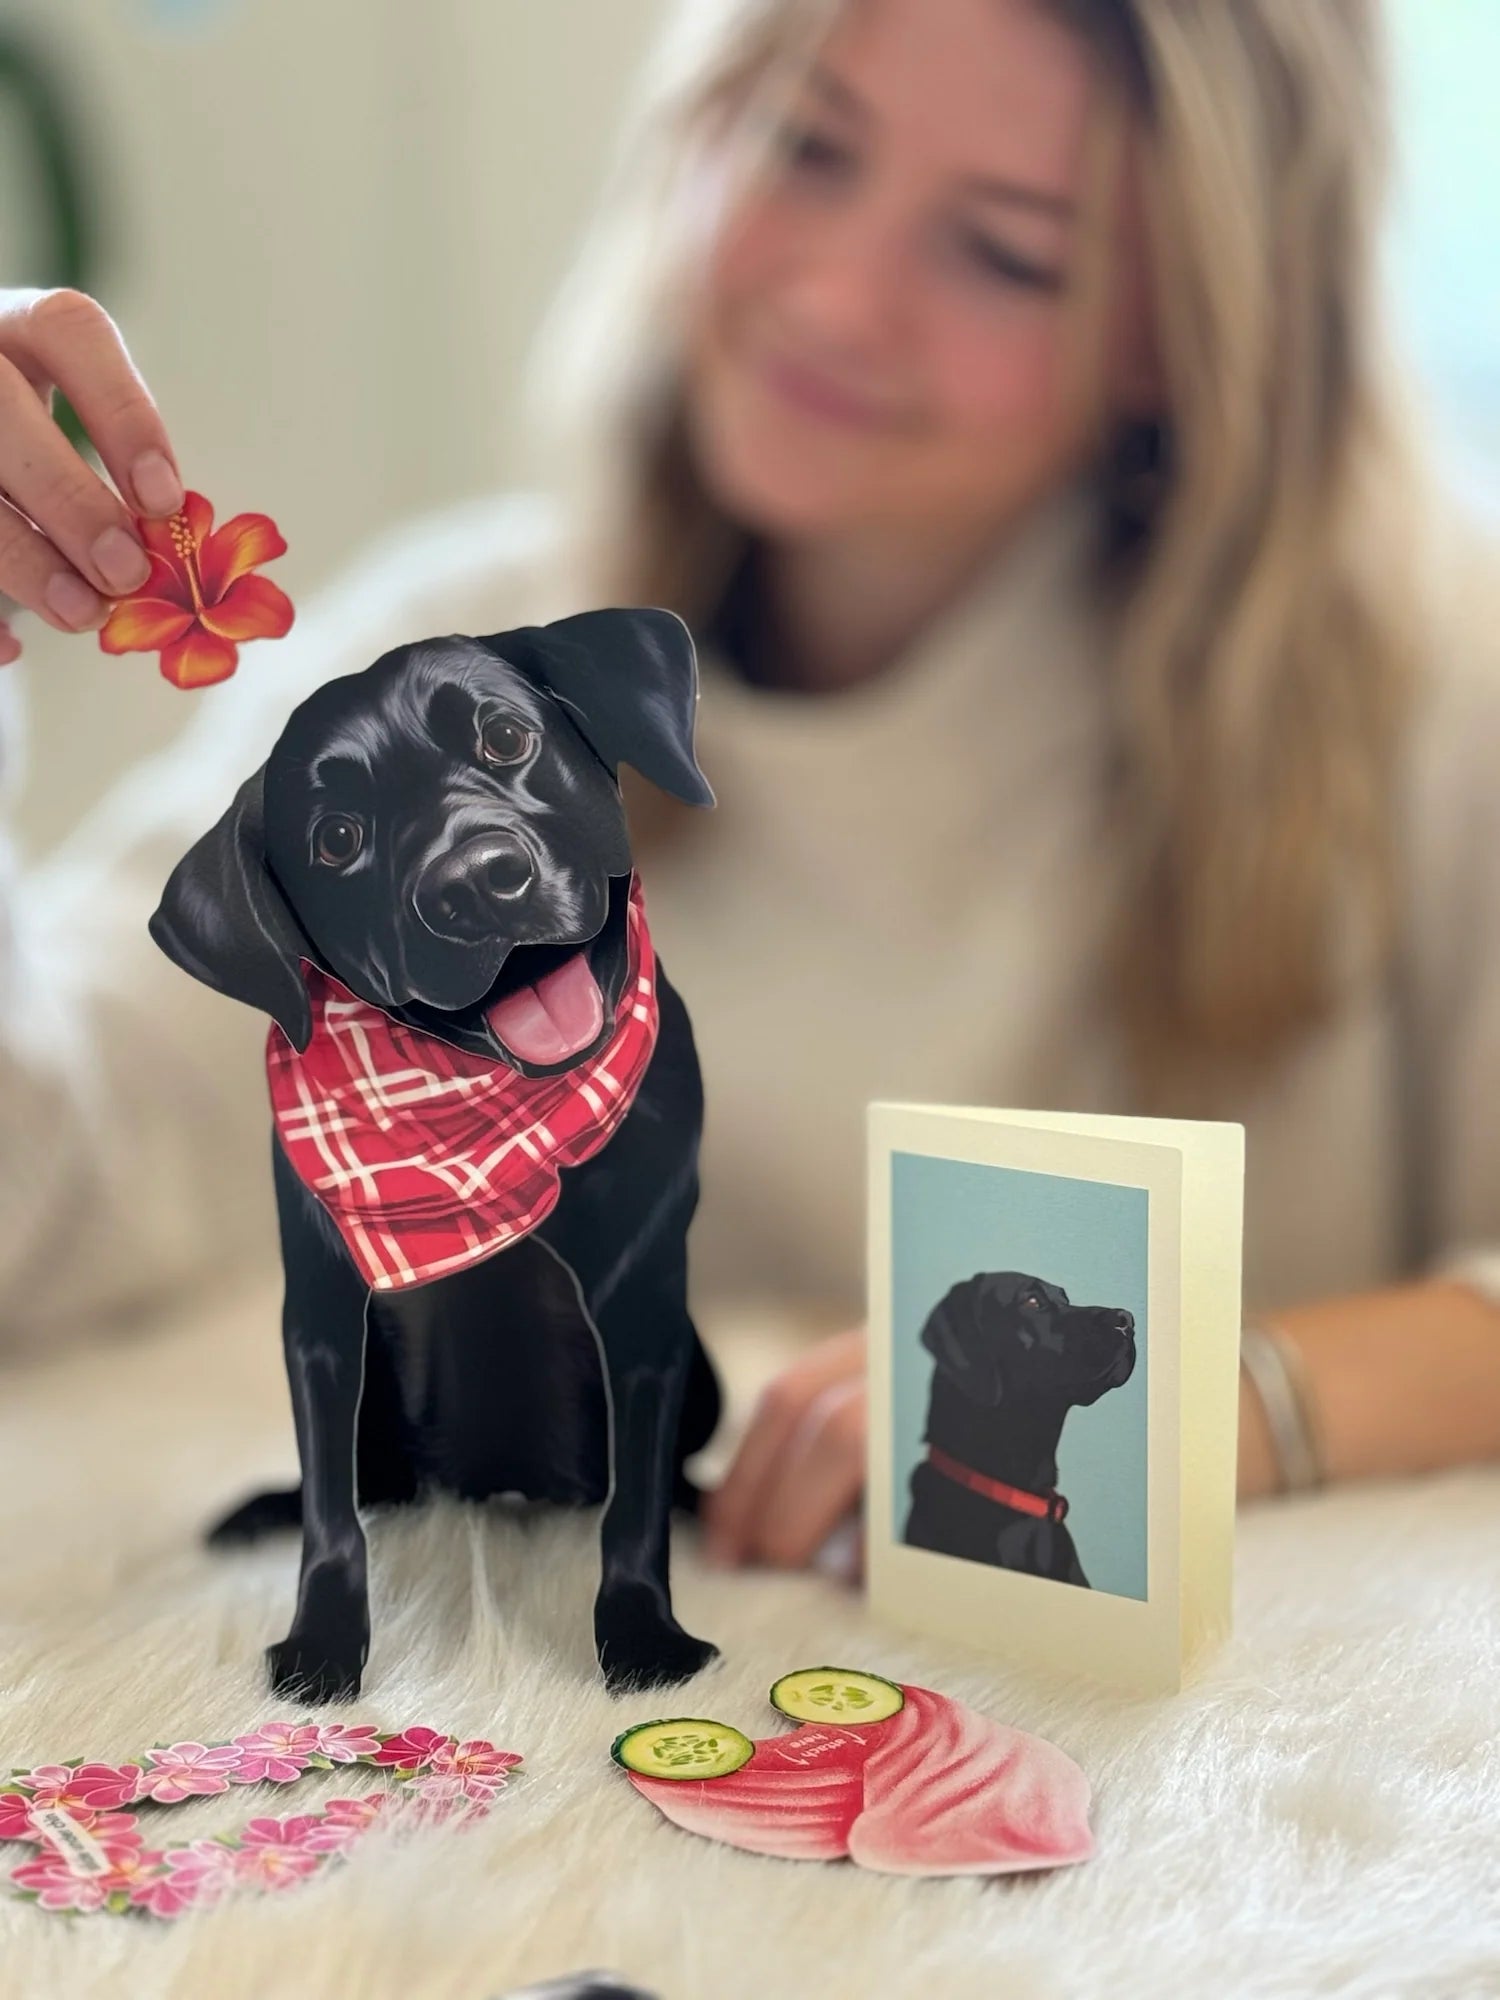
[0,1723,521,1919]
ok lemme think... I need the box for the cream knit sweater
[2,487,1497,1356]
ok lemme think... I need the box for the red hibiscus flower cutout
[98,490,294,689]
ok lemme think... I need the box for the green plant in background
[0,28,101,458]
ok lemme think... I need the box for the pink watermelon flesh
[625,1684,1093,1877]
[846,1682,1094,1877]
[624,1723,874,1860]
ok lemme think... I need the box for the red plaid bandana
[266,874,658,1292]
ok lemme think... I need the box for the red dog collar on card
[267,872,658,1293]
[926,1446,1069,1523]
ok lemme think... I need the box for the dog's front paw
[601,1631,719,1696]
[265,1634,366,1705]
[597,1597,719,1695]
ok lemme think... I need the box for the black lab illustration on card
[903,1270,1136,1588]
[150,610,721,1702]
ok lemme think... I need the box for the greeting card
[867,1102,1244,1694]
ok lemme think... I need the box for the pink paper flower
[325,1793,386,1828]
[309,1723,382,1764]
[141,1742,246,1803]
[229,1723,322,1785]
[145,1838,241,1915]
[5,1720,517,1920]
[10,1825,158,1915]
[404,1753,514,1817]
[404,1773,495,1824]
[371,1727,455,1773]
[23,1762,143,1814]
[428,1741,522,1789]
[74,1813,142,1845]
[129,1871,200,1920]
[298,1795,388,1852]
[232,1817,323,1891]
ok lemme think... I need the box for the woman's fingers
[749,1375,867,1569]
[0,491,109,634]
[0,289,184,639]
[0,351,151,603]
[703,1325,866,1565]
[703,1327,863,1560]
[701,1380,807,1563]
[2,288,183,518]
[0,615,19,665]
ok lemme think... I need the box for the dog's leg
[535,1216,717,1695]
[594,1316,718,1694]
[265,1145,372,1703]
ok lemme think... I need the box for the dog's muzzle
[1082,1309,1136,1384]
[415,834,536,941]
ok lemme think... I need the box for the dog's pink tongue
[486,952,603,1064]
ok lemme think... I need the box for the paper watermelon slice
[846,1682,1093,1875]
[615,1668,1093,1876]
[620,1721,874,1861]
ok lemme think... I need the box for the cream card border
[866,1101,1243,1696]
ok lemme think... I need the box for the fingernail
[132,449,183,515]
[92,526,151,594]
[45,571,107,629]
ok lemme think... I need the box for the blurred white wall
[3,0,668,855]
[1385,0,1500,511]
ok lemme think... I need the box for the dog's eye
[312,813,365,869]
[1022,1293,1044,1310]
[478,715,534,767]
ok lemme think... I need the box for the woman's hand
[702,1325,867,1570]
[0,288,184,665]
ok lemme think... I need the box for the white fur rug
[3,1288,1500,2000]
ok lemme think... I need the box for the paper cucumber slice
[611,1718,755,1781]
[768,1667,906,1725]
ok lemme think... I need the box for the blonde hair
[525,0,1427,1111]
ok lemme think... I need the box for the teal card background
[890,1149,1150,1602]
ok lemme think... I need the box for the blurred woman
[0,0,1496,1560]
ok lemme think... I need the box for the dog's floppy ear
[149,767,316,1052]
[484,608,715,808]
[920,1276,1006,1408]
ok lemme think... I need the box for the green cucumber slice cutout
[768,1667,906,1724]
[611,1718,755,1781]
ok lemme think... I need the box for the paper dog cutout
[904,1271,1136,1587]
[151,611,721,1700]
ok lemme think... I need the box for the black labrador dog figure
[903,1270,1135,1589]
[151,610,721,1699]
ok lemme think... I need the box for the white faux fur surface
[3,1288,1500,2000]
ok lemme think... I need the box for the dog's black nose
[417,834,535,939]
[1110,1310,1135,1337]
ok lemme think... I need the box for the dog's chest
[363,1237,609,1503]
